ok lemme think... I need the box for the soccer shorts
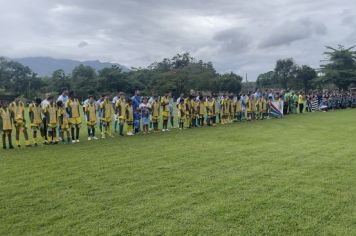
[48,123,57,129]
[87,121,97,127]
[102,118,112,123]
[70,117,82,125]
[31,122,42,131]
[14,119,26,128]
[162,111,169,120]
[152,116,159,123]
[61,123,70,130]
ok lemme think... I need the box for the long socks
[170,117,174,128]
[76,127,80,140]
[88,127,96,137]
[153,122,159,131]
[119,123,124,136]
[3,133,14,149]
[71,127,75,140]
[163,120,168,130]
[2,133,6,148]
[114,120,118,132]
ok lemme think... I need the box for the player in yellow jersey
[115,92,127,137]
[66,91,81,143]
[57,100,71,144]
[44,97,58,144]
[9,97,31,147]
[247,94,256,121]
[258,95,267,120]
[177,99,185,129]
[151,96,160,132]
[206,96,214,126]
[0,101,14,149]
[228,95,234,123]
[85,95,98,141]
[220,96,227,124]
[212,94,219,124]
[29,98,43,146]
[126,99,134,136]
[184,96,193,128]
[198,97,206,127]
[182,96,190,128]
[235,96,243,122]
[256,97,262,120]
[261,95,267,119]
[101,95,114,138]
[191,97,199,127]
[160,93,170,132]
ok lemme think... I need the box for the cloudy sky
[0,0,355,79]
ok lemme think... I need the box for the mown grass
[1,110,356,235]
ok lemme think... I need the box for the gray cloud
[213,28,252,53]
[0,0,355,80]
[259,18,328,49]
[78,41,89,48]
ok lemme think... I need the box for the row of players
[0,92,275,149]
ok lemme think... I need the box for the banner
[270,101,283,118]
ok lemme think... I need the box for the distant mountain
[12,57,129,77]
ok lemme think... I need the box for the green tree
[295,65,317,92]
[171,52,194,69]
[98,65,132,93]
[50,69,71,93]
[145,53,220,96]
[256,71,275,88]
[321,45,356,89]
[273,58,297,89]
[218,72,243,94]
[0,57,36,97]
[71,64,98,99]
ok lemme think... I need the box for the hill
[12,57,129,77]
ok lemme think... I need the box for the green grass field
[1,110,356,235]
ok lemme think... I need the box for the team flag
[270,101,283,118]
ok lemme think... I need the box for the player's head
[69,91,75,99]
[57,100,63,108]
[2,100,9,108]
[89,95,95,103]
[48,95,54,103]
[35,98,42,105]
[61,88,68,96]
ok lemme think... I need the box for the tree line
[1,45,356,100]
[0,53,242,100]
[256,45,356,91]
